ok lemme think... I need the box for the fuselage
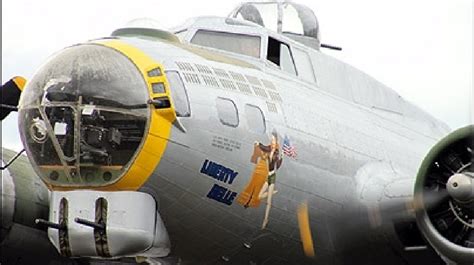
[5,10,453,265]
[109,23,449,263]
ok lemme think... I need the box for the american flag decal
[282,135,297,158]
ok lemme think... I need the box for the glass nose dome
[18,44,150,187]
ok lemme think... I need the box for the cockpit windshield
[190,30,261,58]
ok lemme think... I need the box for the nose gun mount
[47,190,170,259]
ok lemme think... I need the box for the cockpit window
[191,30,261,58]
[293,47,316,83]
[267,37,297,75]
[174,29,188,41]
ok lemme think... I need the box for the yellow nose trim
[89,39,176,191]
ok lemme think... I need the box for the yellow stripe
[13,76,27,91]
[297,201,315,258]
[78,40,175,191]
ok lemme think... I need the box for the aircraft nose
[17,44,151,188]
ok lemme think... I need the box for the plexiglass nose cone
[18,44,150,187]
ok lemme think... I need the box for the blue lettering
[210,162,219,179]
[213,164,222,181]
[207,161,214,176]
[206,184,238,206]
[200,159,210,174]
[200,159,239,185]
[228,171,238,185]
[227,192,237,205]
[207,184,226,200]
[221,167,230,183]
[216,166,225,182]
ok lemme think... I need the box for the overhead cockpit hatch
[229,1,321,49]
[112,18,180,43]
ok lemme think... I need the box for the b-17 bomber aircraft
[1,1,473,264]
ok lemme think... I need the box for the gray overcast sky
[2,0,473,151]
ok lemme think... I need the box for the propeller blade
[412,189,450,213]
[330,189,451,252]
[1,76,26,120]
[364,189,450,228]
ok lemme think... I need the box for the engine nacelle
[415,125,474,264]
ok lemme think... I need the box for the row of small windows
[216,98,266,134]
[167,73,267,135]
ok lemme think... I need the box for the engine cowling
[415,125,474,264]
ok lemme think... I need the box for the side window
[267,37,297,75]
[166,71,191,117]
[216,98,239,127]
[293,47,316,83]
[245,104,266,134]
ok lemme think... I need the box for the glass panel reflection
[18,44,150,187]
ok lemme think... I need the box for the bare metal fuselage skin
[2,18,453,265]
[114,36,447,264]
